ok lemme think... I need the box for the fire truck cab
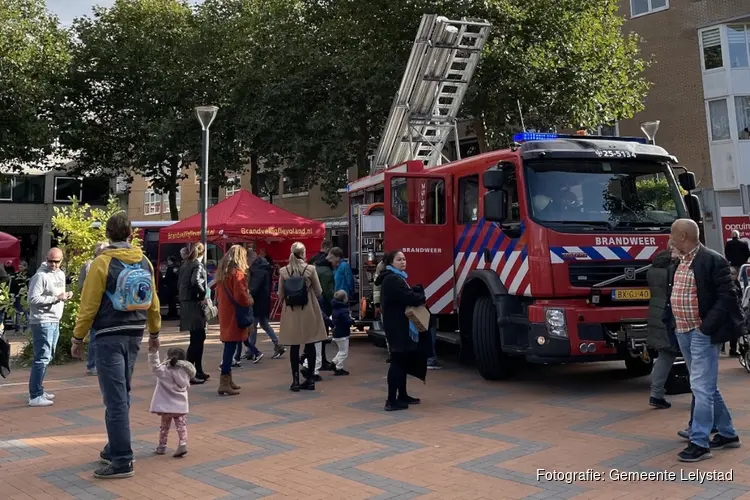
[350,132,701,380]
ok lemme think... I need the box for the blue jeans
[86,329,97,371]
[222,342,240,375]
[96,335,141,468]
[427,315,437,364]
[29,322,60,399]
[239,317,278,358]
[252,316,278,345]
[676,329,737,448]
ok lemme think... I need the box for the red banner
[721,215,750,242]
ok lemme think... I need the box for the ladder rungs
[431,44,484,52]
[422,77,470,84]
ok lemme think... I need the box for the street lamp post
[195,105,219,265]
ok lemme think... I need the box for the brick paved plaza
[2,324,750,499]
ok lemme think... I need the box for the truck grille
[568,261,651,288]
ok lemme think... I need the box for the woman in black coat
[375,249,427,411]
[178,243,209,384]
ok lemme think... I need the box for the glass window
[257,171,280,198]
[728,25,749,68]
[13,175,45,203]
[82,177,110,204]
[736,96,750,141]
[701,28,723,70]
[459,139,480,159]
[54,177,82,203]
[631,0,667,17]
[0,175,12,201]
[282,168,307,194]
[708,99,731,141]
[525,160,685,229]
[389,177,446,225]
[144,189,161,215]
[457,175,479,224]
[597,122,619,136]
[209,185,219,206]
[225,175,241,197]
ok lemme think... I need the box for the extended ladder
[371,14,491,174]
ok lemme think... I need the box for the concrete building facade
[0,165,113,269]
[617,0,750,251]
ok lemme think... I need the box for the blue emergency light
[513,131,649,145]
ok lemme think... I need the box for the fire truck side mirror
[484,190,508,222]
[483,162,514,190]
[678,171,697,191]
[684,193,701,223]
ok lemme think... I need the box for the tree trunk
[250,152,260,195]
[168,160,179,220]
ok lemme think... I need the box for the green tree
[58,0,244,220]
[268,0,650,204]
[471,0,651,147]
[194,0,316,197]
[18,197,139,364]
[0,0,70,168]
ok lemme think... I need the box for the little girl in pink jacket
[148,346,195,457]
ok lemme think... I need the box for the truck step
[367,327,461,345]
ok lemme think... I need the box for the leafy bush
[17,196,139,365]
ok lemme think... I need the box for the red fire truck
[347,15,702,380]
[350,132,701,380]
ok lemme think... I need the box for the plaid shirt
[670,245,701,334]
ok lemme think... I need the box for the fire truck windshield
[524,158,686,231]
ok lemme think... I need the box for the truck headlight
[545,308,568,338]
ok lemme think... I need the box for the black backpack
[284,265,309,309]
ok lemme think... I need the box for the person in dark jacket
[178,243,209,384]
[331,290,354,376]
[377,249,427,412]
[722,230,747,355]
[160,256,180,320]
[239,249,285,361]
[724,230,750,273]
[664,219,745,462]
[300,250,336,378]
[647,246,681,409]
[308,240,333,266]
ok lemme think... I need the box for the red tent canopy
[0,232,21,271]
[159,189,326,245]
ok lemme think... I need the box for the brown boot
[229,373,241,390]
[218,374,239,396]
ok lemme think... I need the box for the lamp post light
[640,120,660,145]
[195,105,219,264]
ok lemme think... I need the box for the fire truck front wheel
[624,355,654,377]
[473,296,514,380]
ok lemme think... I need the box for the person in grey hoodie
[27,247,72,407]
[78,242,109,376]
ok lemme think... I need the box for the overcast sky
[46,0,201,26]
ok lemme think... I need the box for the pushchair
[736,264,750,372]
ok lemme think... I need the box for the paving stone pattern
[2,323,750,499]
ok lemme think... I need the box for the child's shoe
[334,369,349,376]
[155,445,167,455]
[173,443,188,458]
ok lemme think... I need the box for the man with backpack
[71,213,161,479]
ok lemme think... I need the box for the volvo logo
[624,267,636,280]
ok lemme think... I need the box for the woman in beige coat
[278,241,327,392]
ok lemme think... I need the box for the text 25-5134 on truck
[351,132,701,380]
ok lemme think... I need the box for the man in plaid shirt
[664,219,744,462]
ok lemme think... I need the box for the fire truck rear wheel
[624,355,654,377]
[472,296,513,380]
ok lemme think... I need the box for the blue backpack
[106,260,153,312]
